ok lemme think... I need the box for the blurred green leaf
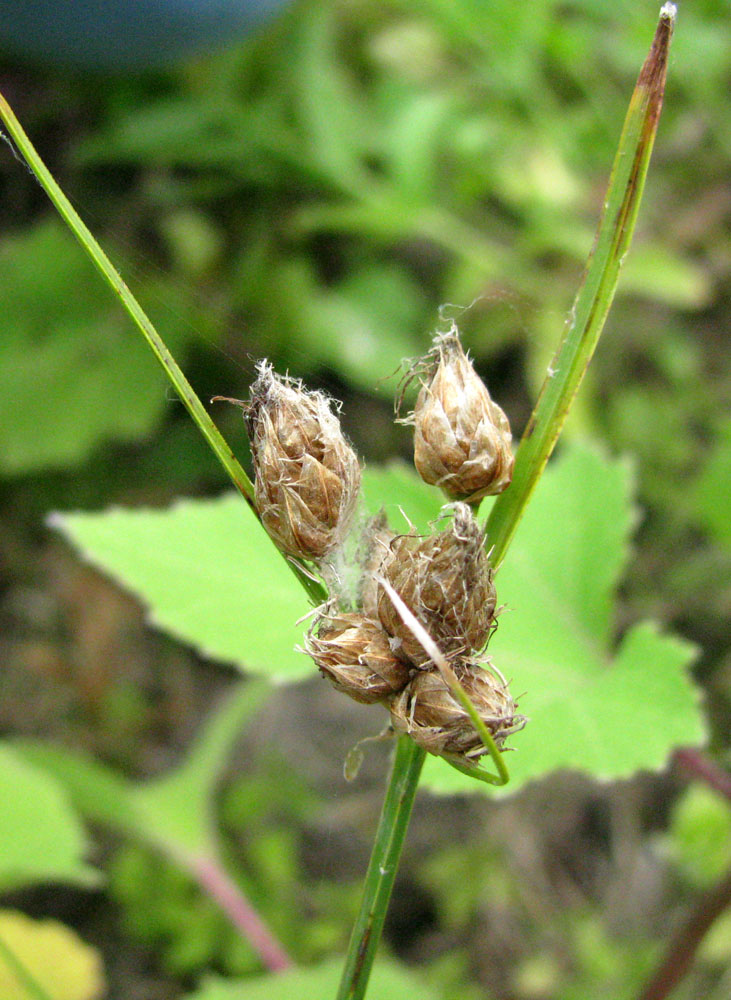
[183,958,443,1000]
[667,784,731,889]
[0,219,203,476]
[131,682,269,854]
[11,741,139,834]
[0,745,98,891]
[0,910,105,1000]
[694,416,731,549]
[14,683,266,858]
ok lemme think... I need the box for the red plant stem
[637,866,731,1000]
[187,854,293,973]
[674,748,731,803]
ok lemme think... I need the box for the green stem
[339,6,675,997]
[0,93,254,509]
[336,736,426,1000]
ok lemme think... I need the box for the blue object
[0,0,291,69]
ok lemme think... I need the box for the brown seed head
[376,503,497,667]
[389,659,524,759]
[305,611,411,704]
[245,363,361,561]
[407,326,514,502]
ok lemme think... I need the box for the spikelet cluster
[223,327,524,770]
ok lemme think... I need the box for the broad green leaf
[0,745,98,891]
[0,911,104,1000]
[50,446,705,795]
[0,219,200,476]
[50,495,310,679]
[183,958,442,1000]
[421,443,705,794]
[49,467,438,679]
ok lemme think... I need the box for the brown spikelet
[389,658,524,759]
[305,611,411,704]
[406,326,514,503]
[376,503,497,667]
[242,363,361,561]
[358,511,396,620]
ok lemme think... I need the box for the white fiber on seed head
[660,2,677,20]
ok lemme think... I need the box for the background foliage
[1,1,728,998]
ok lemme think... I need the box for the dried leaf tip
[404,325,514,504]
[638,3,675,104]
[239,362,362,562]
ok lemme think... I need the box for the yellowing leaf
[0,911,104,1000]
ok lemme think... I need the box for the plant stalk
[336,735,426,1000]
[339,6,676,997]
[486,3,675,569]
[638,865,731,1000]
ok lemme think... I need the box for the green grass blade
[486,3,676,569]
[0,94,326,605]
[0,92,255,510]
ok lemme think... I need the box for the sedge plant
[0,5,678,999]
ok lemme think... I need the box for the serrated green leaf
[49,467,438,679]
[421,443,705,794]
[49,446,705,795]
[0,219,199,476]
[0,745,98,891]
[50,494,310,679]
[182,958,442,1000]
